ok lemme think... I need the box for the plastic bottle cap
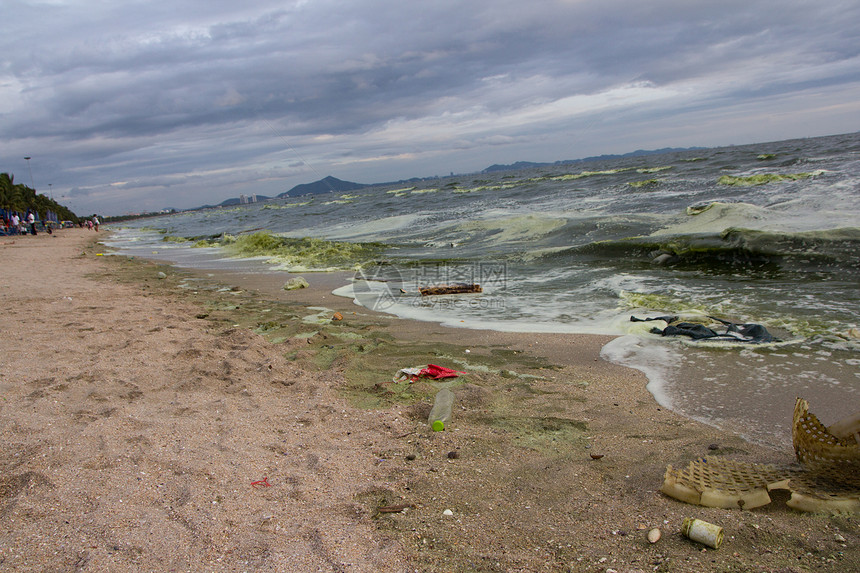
[432,420,445,432]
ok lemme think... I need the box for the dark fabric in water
[632,315,778,343]
[656,323,719,339]
[710,316,776,343]
[630,315,678,324]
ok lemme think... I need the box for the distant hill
[186,147,708,213]
[278,176,367,198]
[216,195,271,207]
[483,147,705,173]
[190,176,366,211]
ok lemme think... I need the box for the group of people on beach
[1,212,101,235]
[1,210,38,235]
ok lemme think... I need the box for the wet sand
[0,228,856,572]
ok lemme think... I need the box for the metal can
[681,517,724,549]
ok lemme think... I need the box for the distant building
[239,194,248,204]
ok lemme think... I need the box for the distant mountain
[216,195,271,207]
[278,176,367,198]
[184,147,708,213]
[483,161,548,172]
[190,177,365,211]
[483,147,706,173]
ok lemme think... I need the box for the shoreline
[123,236,839,453]
[1,228,856,572]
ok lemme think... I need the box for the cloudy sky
[3,1,859,216]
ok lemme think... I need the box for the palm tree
[0,173,14,211]
[2,171,81,224]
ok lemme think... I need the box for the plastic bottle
[428,388,454,431]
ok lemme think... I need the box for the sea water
[103,132,860,450]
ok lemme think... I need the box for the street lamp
[49,183,53,200]
[24,157,35,190]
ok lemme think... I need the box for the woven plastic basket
[661,397,860,512]
[793,397,860,479]
[661,457,791,509]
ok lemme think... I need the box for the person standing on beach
[10,212,20,235]
[92,215,100,232]
[26,210,36,235]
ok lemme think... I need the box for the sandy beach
[1,228,856,572]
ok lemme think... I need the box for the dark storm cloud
[2,0,859,214]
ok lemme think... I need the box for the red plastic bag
[418,364,464,379]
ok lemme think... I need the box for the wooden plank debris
[418,284,482,296]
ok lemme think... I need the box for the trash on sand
[661,398,860,513]
[251,477,272,488]
[394,366,424,382]
[378,504,415,514]
[681,517,723,549]
[421,364,464,379]
[428,388,455,431]
[394,364,465,383]
[419,283,482,296]
[332,312,344,321]
[283,276,309,290]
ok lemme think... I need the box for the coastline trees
[0,172,79,223]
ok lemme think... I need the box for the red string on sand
[251,477,271,488]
